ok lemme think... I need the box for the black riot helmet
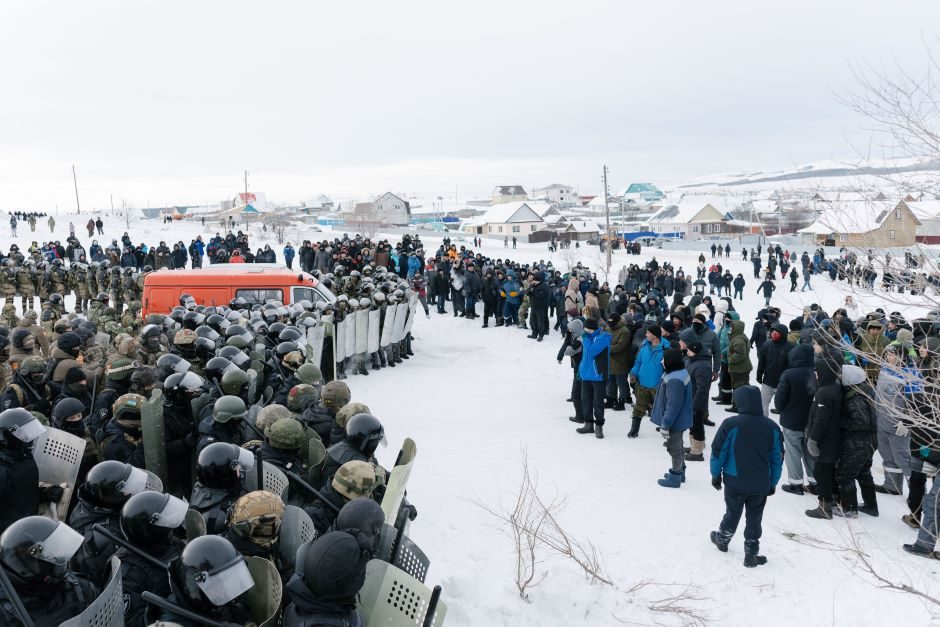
[120,491,188,547]
[0,408,46,454]
[81,460,150,508]
[182,311,205,330]
[267,322,286,342]
[230,296,249,310]
[176,535,255,608]
[157,353,191,381]
[164,371,206,403]
[196,442,254,489]
[218,346,250,370]
[194,337,216,363]
[195,325,221,343]
[345,413,387,457]
[140,324,162,349]
[0,517,84,584]
[278,327,303,344]
[274,341,299,361]
[205,356,237,384]
[206,314,230,335]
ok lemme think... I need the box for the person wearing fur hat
[652,348,693,487]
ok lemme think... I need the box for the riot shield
[368,309,381,354]
[247,368,259,405]
[305,436,326,489]
[245,556,282,627]
[95,331,111,351]
[380,305,396,348]
[335,318,347,362]
[34,427,85,520]
[355,309,369,355]
[143,470,164,493]
[306,324,325,371]
[344,313,356,359]
[278,505,317,572]
[250,358,265,375]
[244,461,290,502]
[357,559,447,627]
[190,393,213,424]
[403,295,419,336]
[381,438,417,524]
[184,508,206,541]
[141,389,168,486]
[391,303,409,343]
[60,556,124,627]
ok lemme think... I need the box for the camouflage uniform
[122,301,142,335]
[136,345,165,366]
[85,264,99,303]
[86,300,103,324]
[122,269,140,305]
[95,264,110,298]
[17,313,50,358]
[70,265,90,313]
[15,264,35,310]
[109,267,124,315]
[51,263,68,301]
[1,303,18,329]
[35,264,51,306]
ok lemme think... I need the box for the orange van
[141,264,335,316]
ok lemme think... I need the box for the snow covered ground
[6,214,939,626]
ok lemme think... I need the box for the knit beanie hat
[584,318,599,331]
[646,324,662,339]
[64,366,86,385]
[663,348,684,373]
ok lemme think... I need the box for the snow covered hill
[6,214,938,625]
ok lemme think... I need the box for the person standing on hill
[652,347,693,488]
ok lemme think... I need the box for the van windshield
[236,288,284,305]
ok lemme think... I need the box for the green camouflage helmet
[265,417,305,450]
[128,301,142,311]
[113,393,147,421]
[106,357,136,381]
[22,310,38,321]
[212,395,247,423]
[286,384,319,412]
[102,307,117,319]
[321,380,351,410]
[29,410,50,427]
[20,356,46,375]
[335,401,371,431]
[255,404,294,433]
[104,321,122,335]
[2,303,15,314]
[145,314,164,326]
[221,369,250,395]
[295,363,323,386]
[332,460,384,500]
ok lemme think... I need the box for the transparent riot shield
[355,308,369,355]
[380,305,396,348]
[335,318,347,362]
[367,309,381,354]
[403,294,419,336]
[60,556,124,627]
[306,324,325,371]
[184,508,206,542]
[245,556,282,627]
[34,427,85,520]
[357,559,446,627]
[247,368,259,405]
[391,303,409,344]
[381,438,417,525]
[344,313,356,359]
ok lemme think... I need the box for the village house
[797,200,919,247]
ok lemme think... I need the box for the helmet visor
[171,358,192,374]
[37,522,84,566]
[228,351,250,368]
[119,466,150,497]
[196,556,255,606]
[10,418,46,444]
[178,371,206,391]
[202,328,221,342]
[235,446,255,474]
[154,493,189,529]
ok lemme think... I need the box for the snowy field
[7,213,939,626]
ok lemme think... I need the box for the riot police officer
[321,413,385,489]
[0,408,50,533]
[99,393,148,467]
[163,371,206,495]
[0,355,53,417]
[222,490,286,565]
[301,380,350,446]
[196,395,249,453]
[0,517,99,626]
[190,442,253,534]
[305,460,383,536]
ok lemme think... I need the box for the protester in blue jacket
[627,324,669,438]
[283,243,295,269]
[576,318,611,439]
[651,348,693,487]
[709,385,783,568]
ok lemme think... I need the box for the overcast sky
[1,1,937,210]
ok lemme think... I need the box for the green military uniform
[85,264,99,303]
[727,320,752,394]
[35,264,51,306]
[122,301,142,335]
[16,264,35,310]
[1,303,18,329]
[109,267,124,315]
[70,265,90,313]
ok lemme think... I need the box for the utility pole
[244,170,249,200]
[72,165,81,214]
[110,194,114,216]
[603,165,611,273]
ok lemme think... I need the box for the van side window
[236,288,284,305]
[292,286,328,305]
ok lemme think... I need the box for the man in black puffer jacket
[683,340,713,461]
[804,356,843,519]
[756,323,793,416]
[832,365,879,518]
[774,344,817,495]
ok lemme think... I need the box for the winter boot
[613,401,626,411]
[595,424,604,439]
[604,397,616,409]
[873,483,902,496]
[902,514,921,529]
[684,438,706,462]
[743,553,768,567]
[527,332,538,339]
[372,352,382,370]
[781,484,805,495]
[806,482,819,496]
[482,322,488,328]
[858,484,879,517]
[495,318,504,327]
[386,348,396,367]
[537,334,544,342]
[805,498,833,520]
[832,487,858,518]
[901,544,938,559]
[405,336,414,356]
[657,469,683,488]
[379,349,388,367]
[627,418,641,438]
[663,468,686,483]
[576,422,595,435]
[710,531,730,552]
[568,416,586,423]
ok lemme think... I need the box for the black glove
[767,487,776,496]
[407,503,418,521]
[39,484,65,503]
[711,475,723,491]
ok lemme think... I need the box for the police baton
[142,592,228,627]
[282,470,341,514]
[254,448,264,494]
[423,585,443,627]
[0,563,34,627]
[91,524,171,571]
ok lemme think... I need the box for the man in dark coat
[682,340,713,461]
[804,356,843,519]
[774,344,817,495]
[527,271,551,341]
[756,323,793,416]
[709,386,783,567]
[832,365,879,518]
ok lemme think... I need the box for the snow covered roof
[647,203,721,224]
[481,202,543,224]
[797,201,913,234]
[566,220,602,233]
[906,200,940,221]
[492,185,527,196]
[526,201,558,218]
